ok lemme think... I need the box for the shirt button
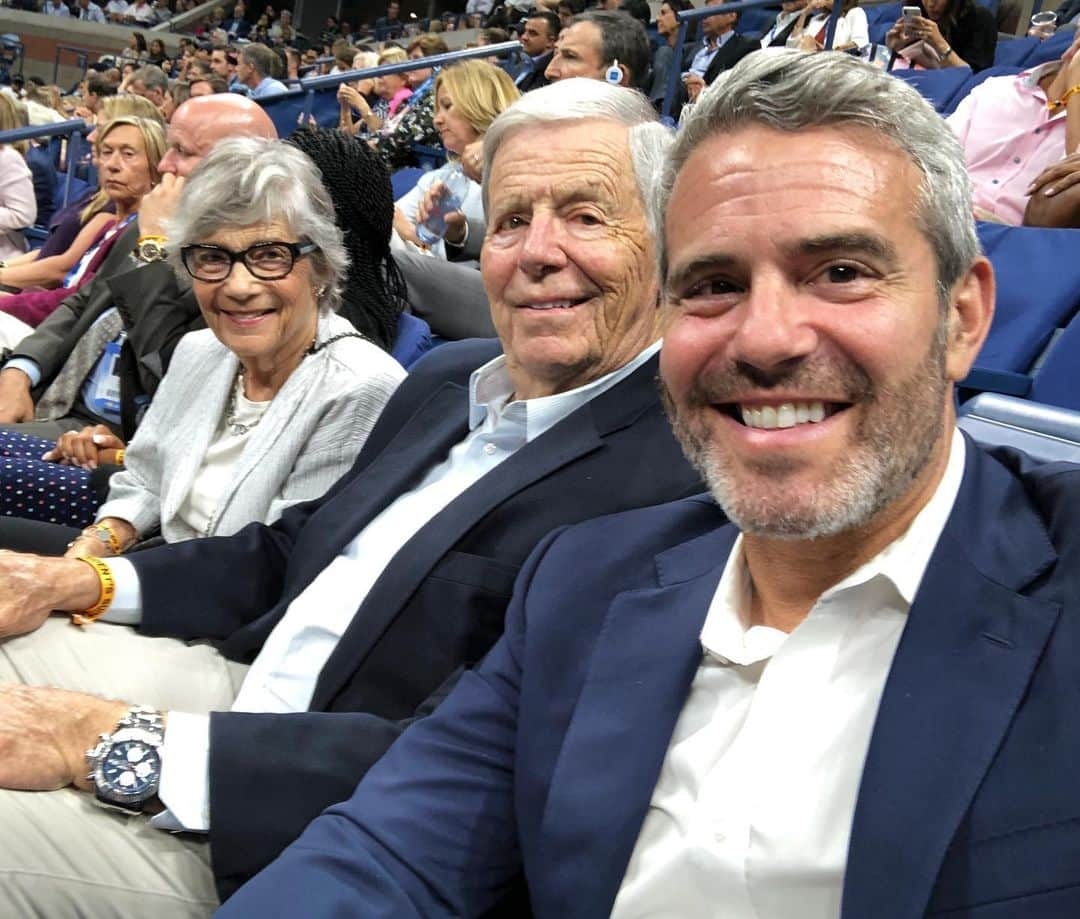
[991,179,999,184]
[483,443,497,455]
[1034,128,1041,134]
[1013,156,1021,164]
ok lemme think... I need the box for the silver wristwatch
[86,705,165,813]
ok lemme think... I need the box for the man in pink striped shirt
[948,30,1080,227]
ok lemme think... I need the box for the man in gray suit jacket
[0,94,276,441]
[0,80,702,917]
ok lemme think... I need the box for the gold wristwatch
[134,235,168,264]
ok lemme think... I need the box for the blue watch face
[102,740,161,797]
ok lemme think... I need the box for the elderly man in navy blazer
[219,50,1080,919]
[0,80,700,916]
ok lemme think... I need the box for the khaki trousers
[0,617,249,919]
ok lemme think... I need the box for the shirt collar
[468,340,660,442]
[701,428,967,666]
[1021,60,1061,95]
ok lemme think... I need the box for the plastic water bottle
[416,165,472,247]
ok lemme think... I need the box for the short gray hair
[241,42,279,79]
[130,64,169,94]
[655,50,979,299]
[168,137,349,311]
[482,78,672,219]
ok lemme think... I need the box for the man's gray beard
[662,328,949,541]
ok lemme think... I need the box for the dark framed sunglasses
[181,240,318,282]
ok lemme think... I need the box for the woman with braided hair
[285,127,410,354]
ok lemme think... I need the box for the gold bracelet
[114,448,125,466]
[135,234,167,245]
[81,521,123,555]
[1049,84,1080,112]
[71,556,116,626]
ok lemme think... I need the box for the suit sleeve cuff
[98,557,143,625]
[3,357,42,387]
[151,711,212,833]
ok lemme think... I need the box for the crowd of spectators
[0,0,1076,914]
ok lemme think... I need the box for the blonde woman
[0,117,165,328]
[0,93,36,266]
[393,60,519,259]
[2,96,163,281]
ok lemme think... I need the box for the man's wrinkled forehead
[487,119,637,213]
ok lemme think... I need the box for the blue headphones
[604,58,622,85]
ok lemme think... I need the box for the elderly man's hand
[0,685,128,791]
[0,367,35,424]
[137,173,185,240]
[42,424,125,470]
[0,552,103,640]
[684,73,706,103]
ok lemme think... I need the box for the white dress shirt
[688,30,735,76]
[611,429,966,919]
[102,343,660,832]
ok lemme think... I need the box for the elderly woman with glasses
[0,137,405,556]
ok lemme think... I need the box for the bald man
[0,94,277,440]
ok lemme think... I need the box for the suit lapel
[537,525,738,918]
[310,400,607,709]
[842,442,1061,919]
[310,357,663,710]
[160,346,236,528]
[298,380,471,580]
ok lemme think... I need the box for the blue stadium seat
[1026,26,1075,66]
[391,167,426,200]
[391,311,435,369]
[959,392,1080,464]
[993,35,1039,67]
[1027,311,1080,411]
[962,224,1080,398]
[257,89,341,138]
[941,64,1022,115]
[410,144,447,171]
[736,5,779,38]
[890,67,973,113]
[974,0,1000,15]
[256,89,311,138]
[866,2,902,44]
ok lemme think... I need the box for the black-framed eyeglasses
[180,240,318,282]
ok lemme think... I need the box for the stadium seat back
[973,223,1080,376]
[866,2,903,44]
[391,311,435,369]
[890,67,972,113]
[993,35,1039,67]
[1027,27,1075,67]
[1030,312,1080,411]
[959,392,1080,464]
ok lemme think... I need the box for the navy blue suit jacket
[218,438,1080,918]
[128,338,702,898]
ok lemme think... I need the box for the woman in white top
[0,94,37,266]
[393,60,520,260]
[789,0,870,52]
[0,138,405,555]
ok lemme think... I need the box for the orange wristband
[71,556,116,626]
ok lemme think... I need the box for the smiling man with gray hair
[219,50,1080,919]
[0,78,700,917]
